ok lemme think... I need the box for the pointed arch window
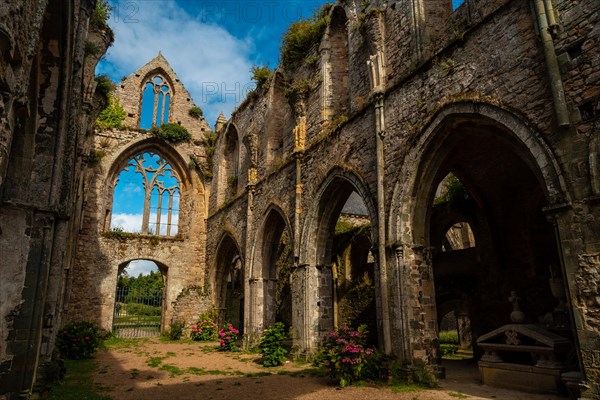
[110,151,180,236]
[140,75,171,129]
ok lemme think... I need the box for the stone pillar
[367,50,392,354]
[291,263,309,353]
[546,207,600,399]
[392,244,412,362]
[291,263,334,355]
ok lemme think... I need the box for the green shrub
[125,303,161,316]
[280,3,332,70]
[438,330,459,344]
[96,94,125,130]
[167,320,185,340]
[251,65,273,89]
[56,322,101,359]
[188,106,203,118]
[319,324,375,387]
[84,40,101,57]
[190,314,218,341]
[91,0,112,30]
[258,322,288,367]
[150,123,192,143]
[94,74,115,100]
[440,344,458,358]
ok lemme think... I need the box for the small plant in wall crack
[188,106,203,119]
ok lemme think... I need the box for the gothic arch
[247,204,294,331]
[250,204,293,279]
[104,138,196,236]
[217,123,241,204]
[321,5,350,123]
[213,231,245,330]
[264,72,292,169]
[301,167,378,266]
[387,100,572,367]
[138,67,176,129]
[389,101,570,245]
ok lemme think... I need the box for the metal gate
[112,286,163,337]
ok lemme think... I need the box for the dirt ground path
[93,338,565,400]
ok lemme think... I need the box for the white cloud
[111,213,143,233]
[99,1,255,125]
[111,212,179,235]
[124,259,158,276]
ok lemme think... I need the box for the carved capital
[367,51,386,94]
[294,121,306,152]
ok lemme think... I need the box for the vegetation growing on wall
[188,106,203,118]
[284,77,320,101]
[199,131,217,178]
[251,65,273,90]
[96,94,125,130]
[280,3,332,70]
[95,74,115,102]
[91,0,112,30]
[433,174,468,206]
[150,123,192,143]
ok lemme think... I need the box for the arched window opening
[220,125,240,201]
[216,235,244,333]
[140,75,171,129]
[257,209,293,330]
[111,151,180,236]
[443,222,475,251]
[328,7,350,118]
[113,260,165,337]
[433,173,469,206]
[306,182,379,347]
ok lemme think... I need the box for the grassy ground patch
[49,359,111,400]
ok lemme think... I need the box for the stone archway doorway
[410,112,578,390]
[215,234,244,333]
[113,259,166,337]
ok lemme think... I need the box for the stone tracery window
[110,151,180,236]
[140,75,171,129]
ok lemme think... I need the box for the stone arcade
[1,0,599,399]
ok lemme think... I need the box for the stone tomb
[477,323,573,394]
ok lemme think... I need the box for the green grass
[102,337,149,349]
[146,356,167,368]
[159,364,185,377]
[390,384,425,393]
[49,359,111,400]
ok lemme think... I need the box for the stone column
[368,50,392,354]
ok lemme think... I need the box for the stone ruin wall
[67,54,216,333]
[205,0,600,395]
[0,0,113,396]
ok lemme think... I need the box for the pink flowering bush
[190,318,218,341]
[218,323,239,351]
[56,321,100,359]
[320,324,375,387]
